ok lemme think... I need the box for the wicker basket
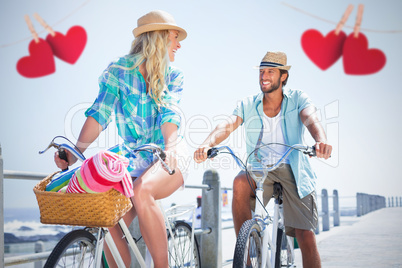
[34,172,133,227]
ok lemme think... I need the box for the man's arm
[300,106,332,159]
[193,115,243,163]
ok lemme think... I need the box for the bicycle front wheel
[233,219,262,268]
[44,229,98,268]
[280,233,295,267]
[167,220,201,267]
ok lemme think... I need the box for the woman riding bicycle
[54,10,188,268]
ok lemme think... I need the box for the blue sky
[1,0,402,209]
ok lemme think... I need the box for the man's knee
[295,229,316,245]
[233,173,254,196]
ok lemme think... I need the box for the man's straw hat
[255,51,291,70]
[133,10,187,41]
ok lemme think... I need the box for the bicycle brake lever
[38,142,59,155]
[303,146,316,157]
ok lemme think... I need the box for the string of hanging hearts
[16,13,87,78]
[300,4,386,75]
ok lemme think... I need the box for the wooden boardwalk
[223,207,402,267]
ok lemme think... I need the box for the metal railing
[356,192,386,216]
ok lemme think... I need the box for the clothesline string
[1,0,91,48]
[282,2,402,34]
[3,0,400,48]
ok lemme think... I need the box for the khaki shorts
[241,164,318,237]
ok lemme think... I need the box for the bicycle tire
[44,229,98,268]
[233,219,262,268]
[275,227,284,268]
[167,220,201,267]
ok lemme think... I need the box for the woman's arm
[54,116,103,169]
[161,122,180,170]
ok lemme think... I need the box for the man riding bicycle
[194,51,332,268]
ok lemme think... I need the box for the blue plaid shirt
[85,55,184,168]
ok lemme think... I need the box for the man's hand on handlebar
[314,142,332,159]
[193,146,212,163]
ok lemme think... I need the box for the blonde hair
[128,30,171,109]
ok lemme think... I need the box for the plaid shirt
[85,55,184,168]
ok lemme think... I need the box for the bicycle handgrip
[160,151,166,161]
[58,148,69,171]
[207,148,219,159]
[158,151,175,175]
[309,145,317,157]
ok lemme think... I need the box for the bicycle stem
[254,181,265,219]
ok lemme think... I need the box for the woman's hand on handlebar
[54,150,77,170]
[163,148,178,172]
[314,142,332,159]
[193,146,212,163]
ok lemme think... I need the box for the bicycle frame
[254,180,283,268]
[208,143,314,268]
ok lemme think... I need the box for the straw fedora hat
[255,51,291,70]
[132,10,187,41]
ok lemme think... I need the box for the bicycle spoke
[168,221,200,267]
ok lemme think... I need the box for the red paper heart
[301,29,347,70]
[46,26,87,64]
[342,33,386,75]
[16,38,55,78]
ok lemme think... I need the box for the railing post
[333,190,340,227]
[201,169,222,267]
[321,189,330,231]
[0,144,4,268]
[34,241,45,268]
[363,194,368,215]
[356,193,362,217]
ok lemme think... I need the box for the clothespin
[353,4,364,38]
[24,15,39,43]
[334,4,354,35]
[33,13,56,37]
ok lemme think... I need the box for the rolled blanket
[65,151,134,198]
[46,167,79,192]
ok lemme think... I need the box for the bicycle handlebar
[132,143,175,175]
[39,137,175,175]
[206,143,316,171]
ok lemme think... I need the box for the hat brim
[133,23,187,41]
[253,65,291,71]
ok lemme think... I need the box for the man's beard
[261,76,281,94]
